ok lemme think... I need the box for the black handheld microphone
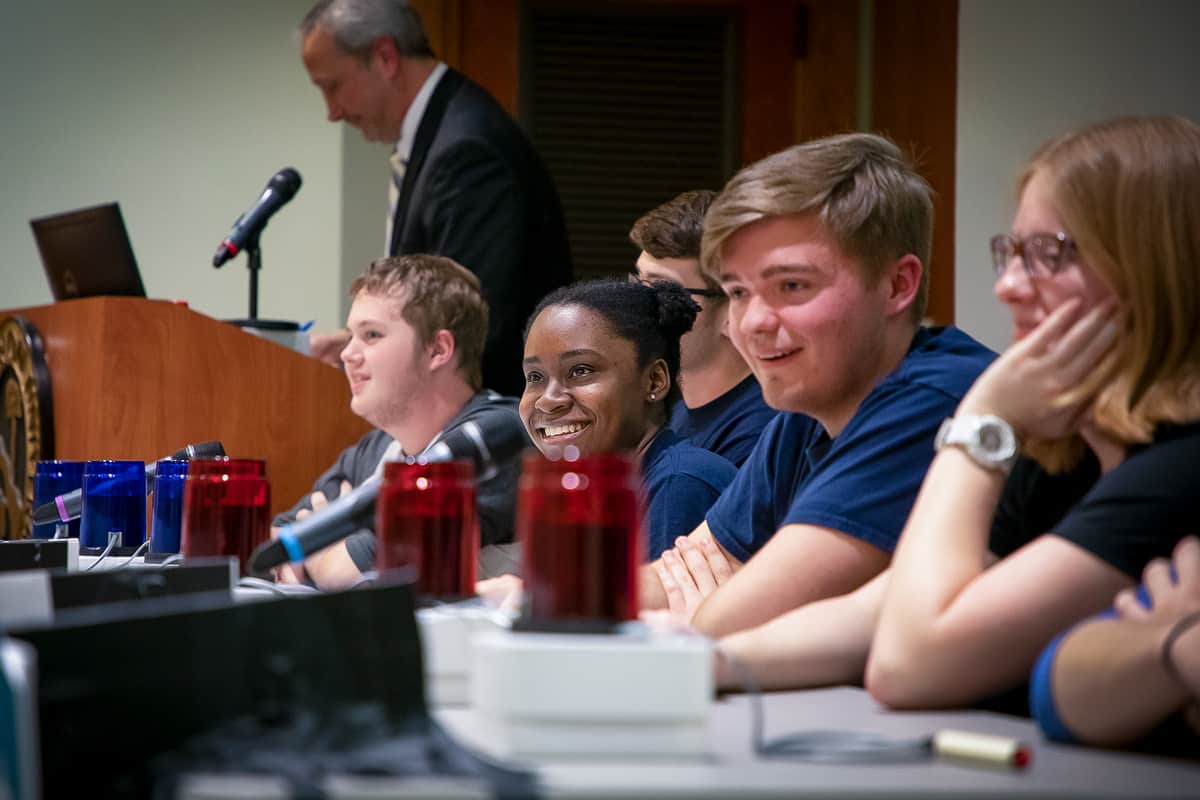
[212,168,302,267]
[250,416,530,574]
[31,441,226,526]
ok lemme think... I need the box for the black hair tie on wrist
[1161,609,1200,695]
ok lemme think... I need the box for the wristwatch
[934,414,1019,475]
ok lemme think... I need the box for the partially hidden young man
[630,190,778,467]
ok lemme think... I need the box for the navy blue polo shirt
[706,326,996,562]
[641,427,737,561]
[669,374,779,467]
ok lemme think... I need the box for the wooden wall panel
[410,0,460,66]
[739,1,799,165]
[416,1,803,168]
[794,0,859,142]
[413,0,957,324]
[459,0,520,117]
[871,0,958,325]
[412,0,519,116]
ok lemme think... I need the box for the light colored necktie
[385,149,407,254]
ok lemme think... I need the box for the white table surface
[179,686,1200,799]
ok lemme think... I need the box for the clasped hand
[650,535,736,625]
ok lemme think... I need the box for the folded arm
[690,522,889,637]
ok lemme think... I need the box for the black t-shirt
[989,422,1200,579]
[983,422,1200,717]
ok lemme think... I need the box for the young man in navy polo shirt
[630,190,778,467]
[642,133,995,637]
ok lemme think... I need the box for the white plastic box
[469,628,713,758]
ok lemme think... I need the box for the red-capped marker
[932,730,1032,769]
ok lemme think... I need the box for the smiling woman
[521,279,738,560]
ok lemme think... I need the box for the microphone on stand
[249,417,529,574]
[31,441,226,526]
[212,168,302,267]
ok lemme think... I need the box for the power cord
[110,540,150,570]
[85,531,121,571]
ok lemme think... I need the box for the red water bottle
[517,450,643,631]
[375,459,479,599]
[180,458,270,575]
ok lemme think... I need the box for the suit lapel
[389,68,466,256]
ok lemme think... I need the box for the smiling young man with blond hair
[645,134,994,637]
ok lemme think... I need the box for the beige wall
[0,0,384,328]
[956,0,1200,351]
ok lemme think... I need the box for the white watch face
[970,417,1017,466]
[939,415,1017,472]
[977,420,1014,458]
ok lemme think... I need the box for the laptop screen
[30,203,147,301]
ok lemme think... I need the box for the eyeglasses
[989,232,1077,278]
[629,274,725,299]
[682,286,725,299]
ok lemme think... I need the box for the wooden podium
[5,297,371,518]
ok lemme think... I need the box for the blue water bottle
[32,460,84,539]
[79,460,146,549]
[149,459,188,555]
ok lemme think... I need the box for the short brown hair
[630,189,719,294]
[701,133,932,323]
[350,254,488,389]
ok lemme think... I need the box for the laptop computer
[29,202,147,300]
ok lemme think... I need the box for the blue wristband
[278,529,305,564]
[1030,630,1078,743]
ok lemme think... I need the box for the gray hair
[301,0,434,60]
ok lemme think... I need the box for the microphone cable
[84,531,120,572]
[86,536,152,572]
[111,540,151,571]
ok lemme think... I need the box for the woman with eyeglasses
[865,115,1200,709]
[520,278,738,560]
[702,116,1200,716]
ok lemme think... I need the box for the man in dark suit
[300,0,572,396]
